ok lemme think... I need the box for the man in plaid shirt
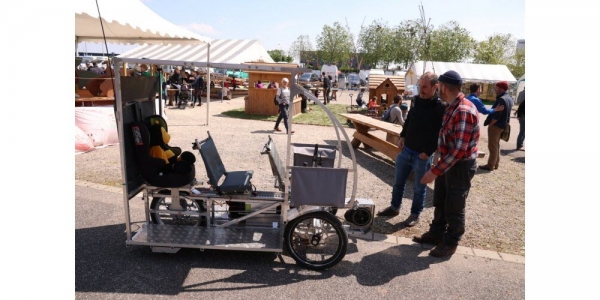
[414,70,480,258]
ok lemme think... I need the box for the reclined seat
[197,132,253,195]
[261,135,286,192]
[130,121,195,188]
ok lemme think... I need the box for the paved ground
[75,181,524,299]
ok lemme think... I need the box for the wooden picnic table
[340,113,402,160]
[75,97,115,107]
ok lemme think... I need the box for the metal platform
[128,223,284,252]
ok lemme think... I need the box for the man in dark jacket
[515,88,525,150]
[480,81,514,170]
[377,72,447,227]
[322,72,331,104]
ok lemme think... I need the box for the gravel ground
[75,91,525,256]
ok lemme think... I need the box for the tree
[507,48,525,78]
[315,22,353,66]
[288,35,313,64]
[472,33,516,65]
[267,49,293,63]
[424,21,475,62]
[357,20,394,69]
[390,19,431,69]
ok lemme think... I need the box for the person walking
[376,72,447,227]
[322,72,331,104]
[515,88,525,151]
[415,70,480,258]
[273,78,295,134]
[480,81,514,171]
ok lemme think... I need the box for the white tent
[118,39,274,64]
[405,61,517,85]
[75,0,210,45]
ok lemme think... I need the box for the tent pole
[206,43,211,125]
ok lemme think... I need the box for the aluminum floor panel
[128,224,283,252]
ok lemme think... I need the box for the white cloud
[183,23,220,37]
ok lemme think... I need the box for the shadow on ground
[76,223,442,295]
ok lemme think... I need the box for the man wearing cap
[377,72,447,228]
[415,70,480,257]
[480,81,514,171]
[466,83,504,116]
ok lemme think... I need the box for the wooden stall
[245,63,302,117]
[368,74,406,113]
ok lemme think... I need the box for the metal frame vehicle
[113,58,375,270]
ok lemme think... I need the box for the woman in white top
[274,78,294,134]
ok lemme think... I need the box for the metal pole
[206,43,211,125]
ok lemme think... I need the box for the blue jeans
[517,116,525,148]
[275,104,290,132]
[391,147,433,216]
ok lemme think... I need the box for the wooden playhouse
[368,74,406,113]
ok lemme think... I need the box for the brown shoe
[429,244,457,257]
[413,232,443,245]
[478,164,494,171]
[274,127,282,132]
[376,206,399,217]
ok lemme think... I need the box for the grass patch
[222,103,352,127]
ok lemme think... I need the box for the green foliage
[339,67,359,73]
[424,21,475,62]
[507,48,525,78]
[221,103,351,127]
[316,22,353,66]
[289,35,314,63]
[358,20,395,69]
[390,19,429,69]
[473,33,515,65]
[267,49,293,63]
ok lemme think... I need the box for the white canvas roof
[75,0,209,45]
[406,61,517,85]
[118,39,275,64]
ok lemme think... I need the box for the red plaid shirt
[431,93,480,176]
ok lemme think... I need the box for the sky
[77,0,525,58]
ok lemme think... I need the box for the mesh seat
[261,135,286,191]
[198,133,253,194]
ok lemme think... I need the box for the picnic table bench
[340,113,402,160]
[341,113,486,162]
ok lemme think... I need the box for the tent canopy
[406,61,517,85]
[75,0,210,45]
[118,39,274,65]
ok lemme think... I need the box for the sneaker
[376,206,399,217]
[429,244,457,258]
[413,232,443,245]
[403,214,420,227]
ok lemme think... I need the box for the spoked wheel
[150,196,205,226]
[284,211,348,270]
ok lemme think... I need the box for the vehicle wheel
[150,196,206,226]
[284,211,347,270]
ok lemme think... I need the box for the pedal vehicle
[113,59,374,270]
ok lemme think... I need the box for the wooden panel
[340,113,402,135]
[353,131,400,160]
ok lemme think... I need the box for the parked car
[347,73,366,88]
[299,72,321,87]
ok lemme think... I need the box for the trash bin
[292,143,337,168]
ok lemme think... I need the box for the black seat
[261,135,286,191]
[131,121,195,187]
[197,132,253,195]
